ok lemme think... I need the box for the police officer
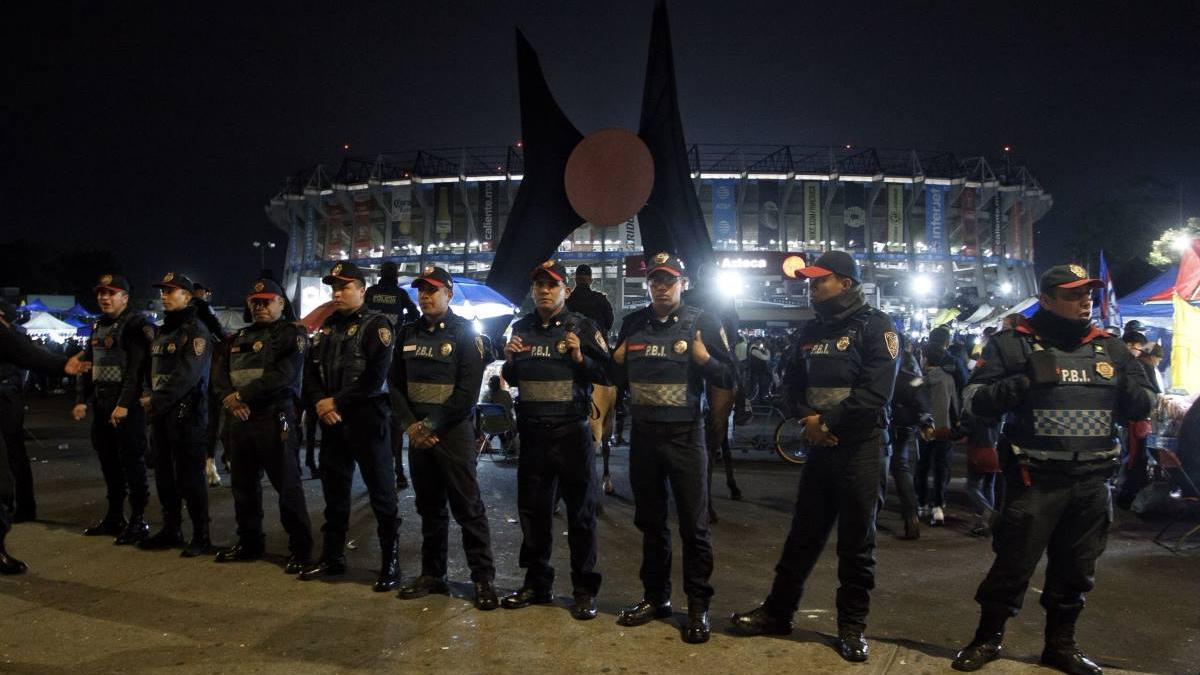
[951,264,1154,675]
[366,261,420,491]
[299,262,401,592]
[499,260,608,620]
[611,252,735,644]
[393,266,498,611]
[211,278,313,572]
[71,274,153,545]
[730,250,899,663]
[192,282,230,487]
[0,312,89,574]
[138,273,214,558]
[0,300,35,523]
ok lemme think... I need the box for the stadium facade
[266,144,1050,327]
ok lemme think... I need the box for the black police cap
[1039,264,1102,294]
[93,273,131,294]
[530,260,567,282]
[412,265,453,289]
[645,251,685,277]
[152,272,196,293]
[322,261,366,285]
[795,250,860,283]
[247,278,286,300]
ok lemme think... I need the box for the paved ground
[1,396,1197,674]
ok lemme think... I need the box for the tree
[1147,217,1200,267]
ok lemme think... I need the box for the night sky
[8,1,1199,304]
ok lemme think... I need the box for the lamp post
[252,240,276,270]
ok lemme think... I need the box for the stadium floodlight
[912,275,934,296]
[1000,281,1014,295]
[1174,234,1193,252]
[716,269,745,298]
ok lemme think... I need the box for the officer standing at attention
[72,274,154,545]
[611,252,735,644]
[211,278,313,573]
[0,313,89,574]
[366,261,419,491]
[393,266,498,611]
[0,300,36,523]
[730,251,899,664]
[137,273,214,558]
[950,265,1153,675]
[499,260,608,620]
[298,262,401,592]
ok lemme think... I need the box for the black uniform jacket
[390,310,485,434]
[612,304,735,402]
[76,307,152,409]
[784,304,900,440]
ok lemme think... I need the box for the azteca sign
[625,251,807,277]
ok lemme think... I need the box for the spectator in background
[959,384,1002,536]
[915,344,960,526]
[748,339,772,401]
[1116,342,1164,509]
[884,333,933,540]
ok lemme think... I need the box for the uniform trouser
[766,433,884,630]
[974,461,1113,630]
[149,407,209,533]
[90,396,150,518]
[303,409,318,469]
[317,404,399,558]
[229,405,313,557]
[629,419,713,604]
[881,426,919,521]
[388,391,409,483]
[0,390,33,517]
[409,416,494,582]
[915,438,952,508]
[515,417,601,595]
[0,430,13,539]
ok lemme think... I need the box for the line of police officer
[11,254,1149,671]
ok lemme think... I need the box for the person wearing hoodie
[951,264,1154,675]
[137,273,214,558]
[730,251,900,664]
[915,343,961,526]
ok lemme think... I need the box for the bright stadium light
[1174,233,1193,251]
[1000,281,1013,295]
[912,275,934,296]
[716,269,745,298]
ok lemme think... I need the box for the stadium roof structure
[270,143,1050,209]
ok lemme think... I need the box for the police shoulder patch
[884,331,899,360]
[378,326,392,347]
[193,337,207,357]
[475,336,485,359]
[595,330,607,351]
[719,327,730,351]
[296,335,306,353]
[143,325,155,342]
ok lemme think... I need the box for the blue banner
[925,185,948,255]
[303,204,316,262]
[711,180,737,246]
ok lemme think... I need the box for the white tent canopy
[22,311,79,341]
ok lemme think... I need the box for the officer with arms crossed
[366,260,420,490]
[393,266,498,611]
[212,278,314,573]
[299,262,401,592]
[611,252,735,644]
[500,260,608,620]
[0,315,89,574]
[951,264,1153,675]
[73,274,154,545]
[138,273,214,558]
[730,251,900,664]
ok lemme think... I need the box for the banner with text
[841,184,867,250]
[758,180,781,246]
[477,182,498,249]
[803,182,822,246]
[961,187,977,256]
[887,185,905,245]
[711,180,737,245]
[924,185,948,255]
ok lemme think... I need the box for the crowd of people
[0,251,1189,674]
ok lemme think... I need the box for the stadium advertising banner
[842,184,866,250]
[353,194,372,257]
[434,186,453,239]
[803,182,821,245]
[624,214,640,249]
[758,181,781,244]
[325,202,348,258]
[303,204,316,262]
[961,187,977,255]
[925,185,948,255]
[711,180,737,244]
[390,186,413,247]
[1009,200,1023,260]
[992,194,1002,256]
[887,185,904,245]
[477,182,498,249]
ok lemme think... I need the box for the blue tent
[64,303,94,319]
[22,299,50,313]
[1119,265,1200,321]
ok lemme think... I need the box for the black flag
[637,0,714,272]
[485,29,584,305]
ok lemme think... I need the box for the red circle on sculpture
[564,128,655,227]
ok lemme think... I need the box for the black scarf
[162,305,197,331]
[1028,308,1092,349]
[813,286,866,325]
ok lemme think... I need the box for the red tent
[1149,239,1200,303]
[300,301,336,333]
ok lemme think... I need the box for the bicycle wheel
[774,417,808,465]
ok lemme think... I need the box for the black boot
[137,519,184,550]
[501,586,554,609]
[398,574,449,599]
[114,516,150,546]
[570,591,598,620]
[474,580,499,611]
[215,536,265,563]
[181,522,212,558]
[83,513,127,537]
[835,626,869,663]
[298,556,347,580]
[729,604,793,636]
[952,632,1004,672]
[616,599,672,626]
[0,536,28,575]
[684,599,711,644]
[284,551,312,575]
[1042,615,1102,675]
[373,537,401,592]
